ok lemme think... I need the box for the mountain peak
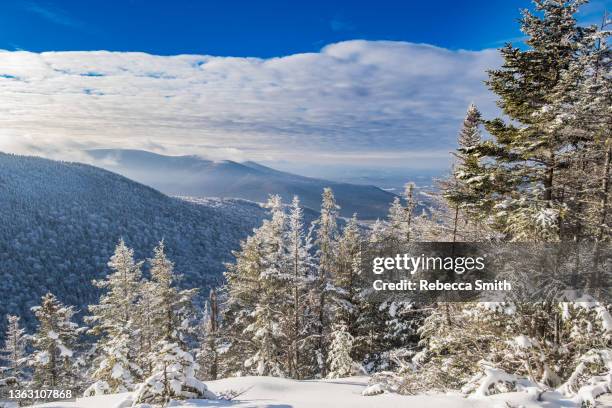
[86,149,398,219]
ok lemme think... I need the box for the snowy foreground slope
[31,376,601,408]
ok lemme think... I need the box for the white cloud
[0,40,501,168]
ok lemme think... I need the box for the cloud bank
[0,40,500,168]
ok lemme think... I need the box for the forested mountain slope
[86,149,398,219]
[0,152,268,333]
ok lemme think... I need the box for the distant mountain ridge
[86,149,398,219]
[0,152,271,335]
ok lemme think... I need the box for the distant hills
[0,152,270,334]
[86,149,398,219]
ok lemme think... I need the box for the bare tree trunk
[451,205,459,243]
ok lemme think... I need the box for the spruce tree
[443,103,490,225]
[85,239,143,394]
[554,14,611,241]
[30,293,81,390]
[196,290,219,381]
[148,240,198,344]
[133,342,213,405]
[482,0,588,241]
[286,196,315,379]
[327,324,355,379]
[385,184,418,248]
[133,241,201,405]
[244,195,290,377]
[403,182,417,242]
[134,278,157,377]
[221,232,265,377]
[314,188,340,376]
[331,215,362,334]
[1,315,27,381]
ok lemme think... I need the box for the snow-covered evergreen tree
[133,341,215,405]
[443,103,491,225]
[551,12,611,241]
[285,196,316,379]
[148,240,198,345]
[132,241,202,404]
[481,0,588,241]
[85,239,143,394]
[313,188,340,376]
[327,324,355,379]
[30,293,81,390]
[403,183,417,242]
[221,195,319,379]
[331,215,362,333]
[196,290,219,381]
[134,278,158,377]
[0,315,27,381]
[243,195,290,377]
[220,232,266,377]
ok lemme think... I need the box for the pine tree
[313,188,340,377]
[85,239,143,394]
[220,232,266,377]
[285,196,315,379]
[244,195,290,377]
[443,103,491,226]
[221,195,318,379]
[196,290,219,381]
[403,182,417,242]
[385,183,418,248]
[148,240,198,344]
[481,0,588,241]
[386,198,409,247]
[331,215,362,334]
[1,315,27,381]
[134,278,158,377]
[30,293,81,390]
[327,324,354,379]
[132,241,201,404]
[553,13,611,241]
[133,342,214,405]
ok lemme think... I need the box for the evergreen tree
[327,324,355,379]
[30,293,81,390]
[220,232,266,377]
[196,290,219,381]
[134,278,158,377]
[313,188,340,376]
[85,239,143,394]
[403,182,417,242]
[481,0,589,241]
[443,103,491,225]
[331,215,362,334]
[285,196,315,379]
[385,183,418,247]
[553,13,611,241]
[133,241,201,404]
[0,315,27,381]
[244,195,290,377]
[386,198,409,247]
[148,241,198,345]
[133,342,214,405]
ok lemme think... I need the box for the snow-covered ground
[29,376,604,408]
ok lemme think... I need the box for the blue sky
[3,0,608,57]
[0,0,609,177]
